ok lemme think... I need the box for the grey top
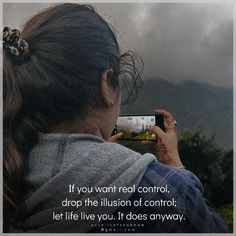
[10,133,156,233]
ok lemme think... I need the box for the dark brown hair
[3,3,143,231]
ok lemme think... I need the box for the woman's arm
[141,108,229,232]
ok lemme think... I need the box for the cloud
[3,2,233,87]
[94,3,233,87]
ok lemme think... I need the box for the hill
[121,78,233,149]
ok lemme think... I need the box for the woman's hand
[107,132,123,142]
[142,109,183,168]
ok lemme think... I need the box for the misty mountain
[121,78,233,149]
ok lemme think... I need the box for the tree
[178,131,232,207]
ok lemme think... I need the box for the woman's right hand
[142,109,184,168]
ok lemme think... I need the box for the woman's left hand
[107,132,123,142]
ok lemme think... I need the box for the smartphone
[112,114,165,141]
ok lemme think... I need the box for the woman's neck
[44,116,105,139]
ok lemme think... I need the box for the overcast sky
[3,2,233,87]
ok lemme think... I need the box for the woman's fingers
[156,109,177,133]
[155,109,174,125]
[107,132,123,142]
[148,125,165,139]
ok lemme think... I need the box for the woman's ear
[100,68,114,107]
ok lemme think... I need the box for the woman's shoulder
[138,161,204,194]
[57,133,157,164]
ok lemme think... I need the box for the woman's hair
[3,3,143,230]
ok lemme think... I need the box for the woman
[3,3,228,233]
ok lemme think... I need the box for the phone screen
[113,115,157,141]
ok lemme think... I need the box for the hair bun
[3,26,29,61]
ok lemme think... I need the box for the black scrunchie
[3,26,29,62]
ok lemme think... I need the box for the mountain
[121,78,233,149]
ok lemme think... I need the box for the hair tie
[3,26,29,62]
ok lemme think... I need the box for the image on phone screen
[113,115,157,141]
